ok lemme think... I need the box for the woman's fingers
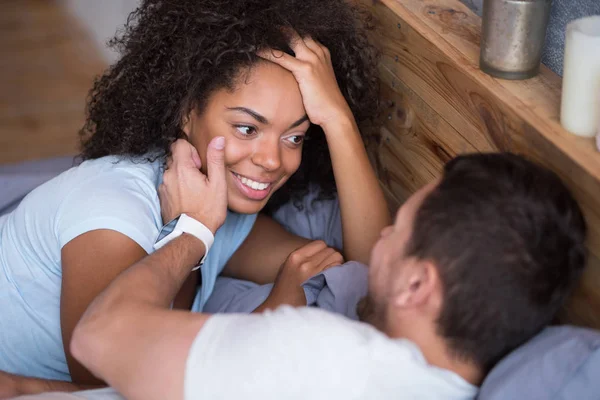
[291,241,343,275]
[257,31,331,71]
[311,246,339,269]
[286,240,327,267]
[302,36,329,61]
[316,248,344,271]
[257,49,304,73]
[322,251,344,269]
[283,29,326,61]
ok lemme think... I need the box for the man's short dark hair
[407,153,587,372]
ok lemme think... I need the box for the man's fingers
[206,136,227,189]
[190,145,202,170]
[170,139,198,168]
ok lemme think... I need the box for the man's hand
[159,138,228,234]
[254,241,344,311]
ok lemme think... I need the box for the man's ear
[394,260,438,309]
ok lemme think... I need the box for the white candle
[560,16,600,138]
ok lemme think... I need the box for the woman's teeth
[235,173,271,191]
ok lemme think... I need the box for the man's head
[366,153,587,373]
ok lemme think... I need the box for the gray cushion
[478,326,600,400]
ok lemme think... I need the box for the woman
[0,0,389,393]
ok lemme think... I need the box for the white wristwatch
[154,213,215,271]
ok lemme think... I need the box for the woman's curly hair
[79,0,379,211]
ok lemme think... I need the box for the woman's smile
[230,171,276,201]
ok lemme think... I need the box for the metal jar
[480,0,552,80]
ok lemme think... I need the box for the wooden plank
[357,0,600,328]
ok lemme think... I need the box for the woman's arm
[222,214,310,284]
[323,116,390,264]
[0,371,98,398]
[60,231,148,385]
[259,34,391,264]
[60,231,198,386]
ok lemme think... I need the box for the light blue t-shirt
[0,155,256,381]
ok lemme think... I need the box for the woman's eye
[235,126,256,136]
[286,135,305,145]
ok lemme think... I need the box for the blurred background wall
[1,0,598,165]
[0,0,137,165]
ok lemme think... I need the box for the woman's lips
[231,172,274,201]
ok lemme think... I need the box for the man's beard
[356,295,378,324]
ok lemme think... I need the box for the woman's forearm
[85,234,205,316]
[69,234,206,384]
[323,116,391,264]
[14,374,100,396]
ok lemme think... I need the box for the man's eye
[235,126,256,136]
[286,135,304,145]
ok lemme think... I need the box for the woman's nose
[252,137,281,172]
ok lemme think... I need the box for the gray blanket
[205,261,368,319]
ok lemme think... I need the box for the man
[42,144,586,400]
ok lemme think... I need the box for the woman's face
[183,60,309,214]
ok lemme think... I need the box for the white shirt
[185,306,478,400]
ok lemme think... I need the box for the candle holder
[560,16,600,138]
[480,0,552,80]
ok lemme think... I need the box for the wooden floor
[0,0,106,165]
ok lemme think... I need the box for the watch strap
[154,214,215,270]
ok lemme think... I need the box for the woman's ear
[181,109,194,138]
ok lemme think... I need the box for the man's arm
[72,137,231,400]
[70,234,210,400]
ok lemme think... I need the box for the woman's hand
[276,240,344,289]
[258,32,354,131]
[260,31,391,268]
[159,138,228,234]
[254,241,344,312]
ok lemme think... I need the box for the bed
[3,0,600,398]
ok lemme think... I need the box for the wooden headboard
[356,0,600,329]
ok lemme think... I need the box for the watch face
[155,217,179,244]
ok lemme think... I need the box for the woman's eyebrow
[226,107,309,130]
[225,107,268,124]
[288,115,309,130]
